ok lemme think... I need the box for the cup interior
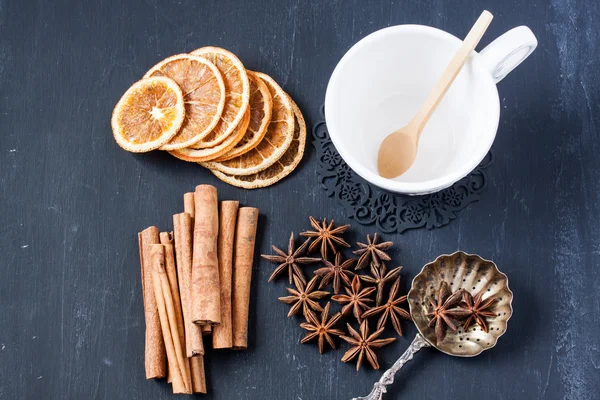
[325,25,500,194]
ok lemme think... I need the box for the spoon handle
[352,333,431,400]
[411,10,493,136]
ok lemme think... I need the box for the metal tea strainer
[354,251,513,400]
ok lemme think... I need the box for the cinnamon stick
[184,192,212,335]
[181,198,209,392]
[159,232,192,391]
[160,232,174,385]
[138,226,167,379]
[201,324,212,335]
[190,356,207,394]
[173,213,204,356]
[191,184,221,326]
[183,192,195,218]
[150,245,190,394]
[231,207,259,349]
[213,201,239,349]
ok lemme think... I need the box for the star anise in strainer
[300,216,350,260]
[263,232,321,284]
[427,282,470,345]
[353,233,393,270]
[461,290,498,332]
[278,275,330,317]
[340,319,395,370]
[300,302,344,354]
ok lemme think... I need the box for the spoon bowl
[408,251,513,356]
[377,126,418,179]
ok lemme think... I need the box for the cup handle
[479,26,537,84]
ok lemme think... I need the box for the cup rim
[324,24,500,195]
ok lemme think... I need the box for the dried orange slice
[169,108,250,162]
[111,76,185,153]
[189,47,250,148]
[211,99,306,189]
[213,71,272,161]
[200,72,294,175]
[144,54,225,150]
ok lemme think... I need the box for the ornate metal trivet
[312,109,493,234]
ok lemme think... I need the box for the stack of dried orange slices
[111,46,306,189]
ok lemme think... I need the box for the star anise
[461,290,498,332]
[300,302,344,353]
[314,253,356,294]
[361,277,411,336]
[279,275,330,317]
[359,262,402,306]
[300,216,350,260]
[263,232,321,284]
[427,282,470,345]
[340,320,395,370]
[331,275,375,321]
[353,233,393,269]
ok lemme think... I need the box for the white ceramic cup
[325,25,537,195]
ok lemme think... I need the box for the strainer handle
[352,333,431,400]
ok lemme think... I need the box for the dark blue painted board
[0,0,598,399]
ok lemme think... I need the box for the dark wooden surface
[1,0,599,399]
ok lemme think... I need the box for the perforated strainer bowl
[353,251,513,400]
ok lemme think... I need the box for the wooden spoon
[377,10,493,179]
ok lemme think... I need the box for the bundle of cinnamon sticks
[138,184,259,394]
